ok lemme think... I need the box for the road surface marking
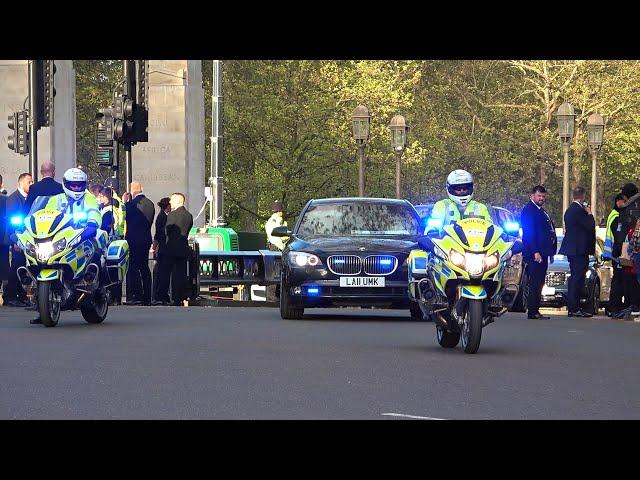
[382,413,446,420]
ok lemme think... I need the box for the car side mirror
[511,240,524,255]
[417,235,435,252]
[271,226,291,237]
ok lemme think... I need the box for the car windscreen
[555,236,596,263]
[414,204,433,219]
[296,202,420,237]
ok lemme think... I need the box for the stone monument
[0,60,75,182]
[131,60,205,218]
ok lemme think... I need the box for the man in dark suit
[24,161,64,213]
[559,186,596,318]
[151,197,172,305]
[4,173,33,307]
[124,181,155,305]
[520,185,558,320]
[159,193,193,306]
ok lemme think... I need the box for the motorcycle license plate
[542,285,556,295]
[340,276,385,287]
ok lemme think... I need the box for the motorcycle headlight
[53,238,67,253]
[465,253,485,276]
[35,241,54,262]
[449,249,466,269]
[483,252,500,271]
[289,252,322,267]
[22,241,36,257]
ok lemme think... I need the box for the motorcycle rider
[427,169,491,232]
[29,168,103,324]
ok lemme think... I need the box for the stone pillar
[132,60,205,219]
[0,61,30,182]
[0,60,75,183]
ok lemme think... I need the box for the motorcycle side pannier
[105,239,129,284]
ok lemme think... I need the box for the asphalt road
[1,305,639,419]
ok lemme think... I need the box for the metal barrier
[196,249,281,287]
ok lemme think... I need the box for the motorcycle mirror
[511,240,524,255]
[271,226,291,237]
[417,235,435,252]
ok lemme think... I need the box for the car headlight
[36,241,55,262]
[289,252,322,267]
[483,252,500,271]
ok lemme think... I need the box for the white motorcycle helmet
[63,167,88,202]
[446,169,474,208]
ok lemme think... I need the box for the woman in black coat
[151,198,172,305]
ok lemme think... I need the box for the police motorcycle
[10,195,129,328]
[408,216,523,354]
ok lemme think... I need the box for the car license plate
[340,276,385,287]
[542,285,556,295]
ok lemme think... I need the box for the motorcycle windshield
[28,196,55,216]
[444,217,499,252]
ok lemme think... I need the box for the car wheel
[584,281,600,316]
[280,279,304,320]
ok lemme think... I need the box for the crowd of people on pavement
[520,181,640,321]
[1,160,194,318]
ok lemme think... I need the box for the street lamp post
[555,102,576,217]
[352,105,371,197]
[587,112,605,222]
[389,115,409,199]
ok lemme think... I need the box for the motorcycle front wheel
[38,282,61,327]
[460,299,483,354]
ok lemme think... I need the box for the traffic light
[95,107,115,166]
[32,60,56,129]
[134,60,149,143]
[7,110,29,155]
[113,94,135,144]
[42,60,56,127]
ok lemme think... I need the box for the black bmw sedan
[271,198,423,320]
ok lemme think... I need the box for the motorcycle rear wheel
[81,288,109,324]
[461,299,483,354]
[38,282,61,327]
[436,326,460,348]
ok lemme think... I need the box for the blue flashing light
[503,222,520,234]
[73,211,88,222]
[334,259,345,264]
[306,286,320,296]
[427,217,443,229]
[10,215,23,226]
[380,259,393,266]
[414,257,427,270]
